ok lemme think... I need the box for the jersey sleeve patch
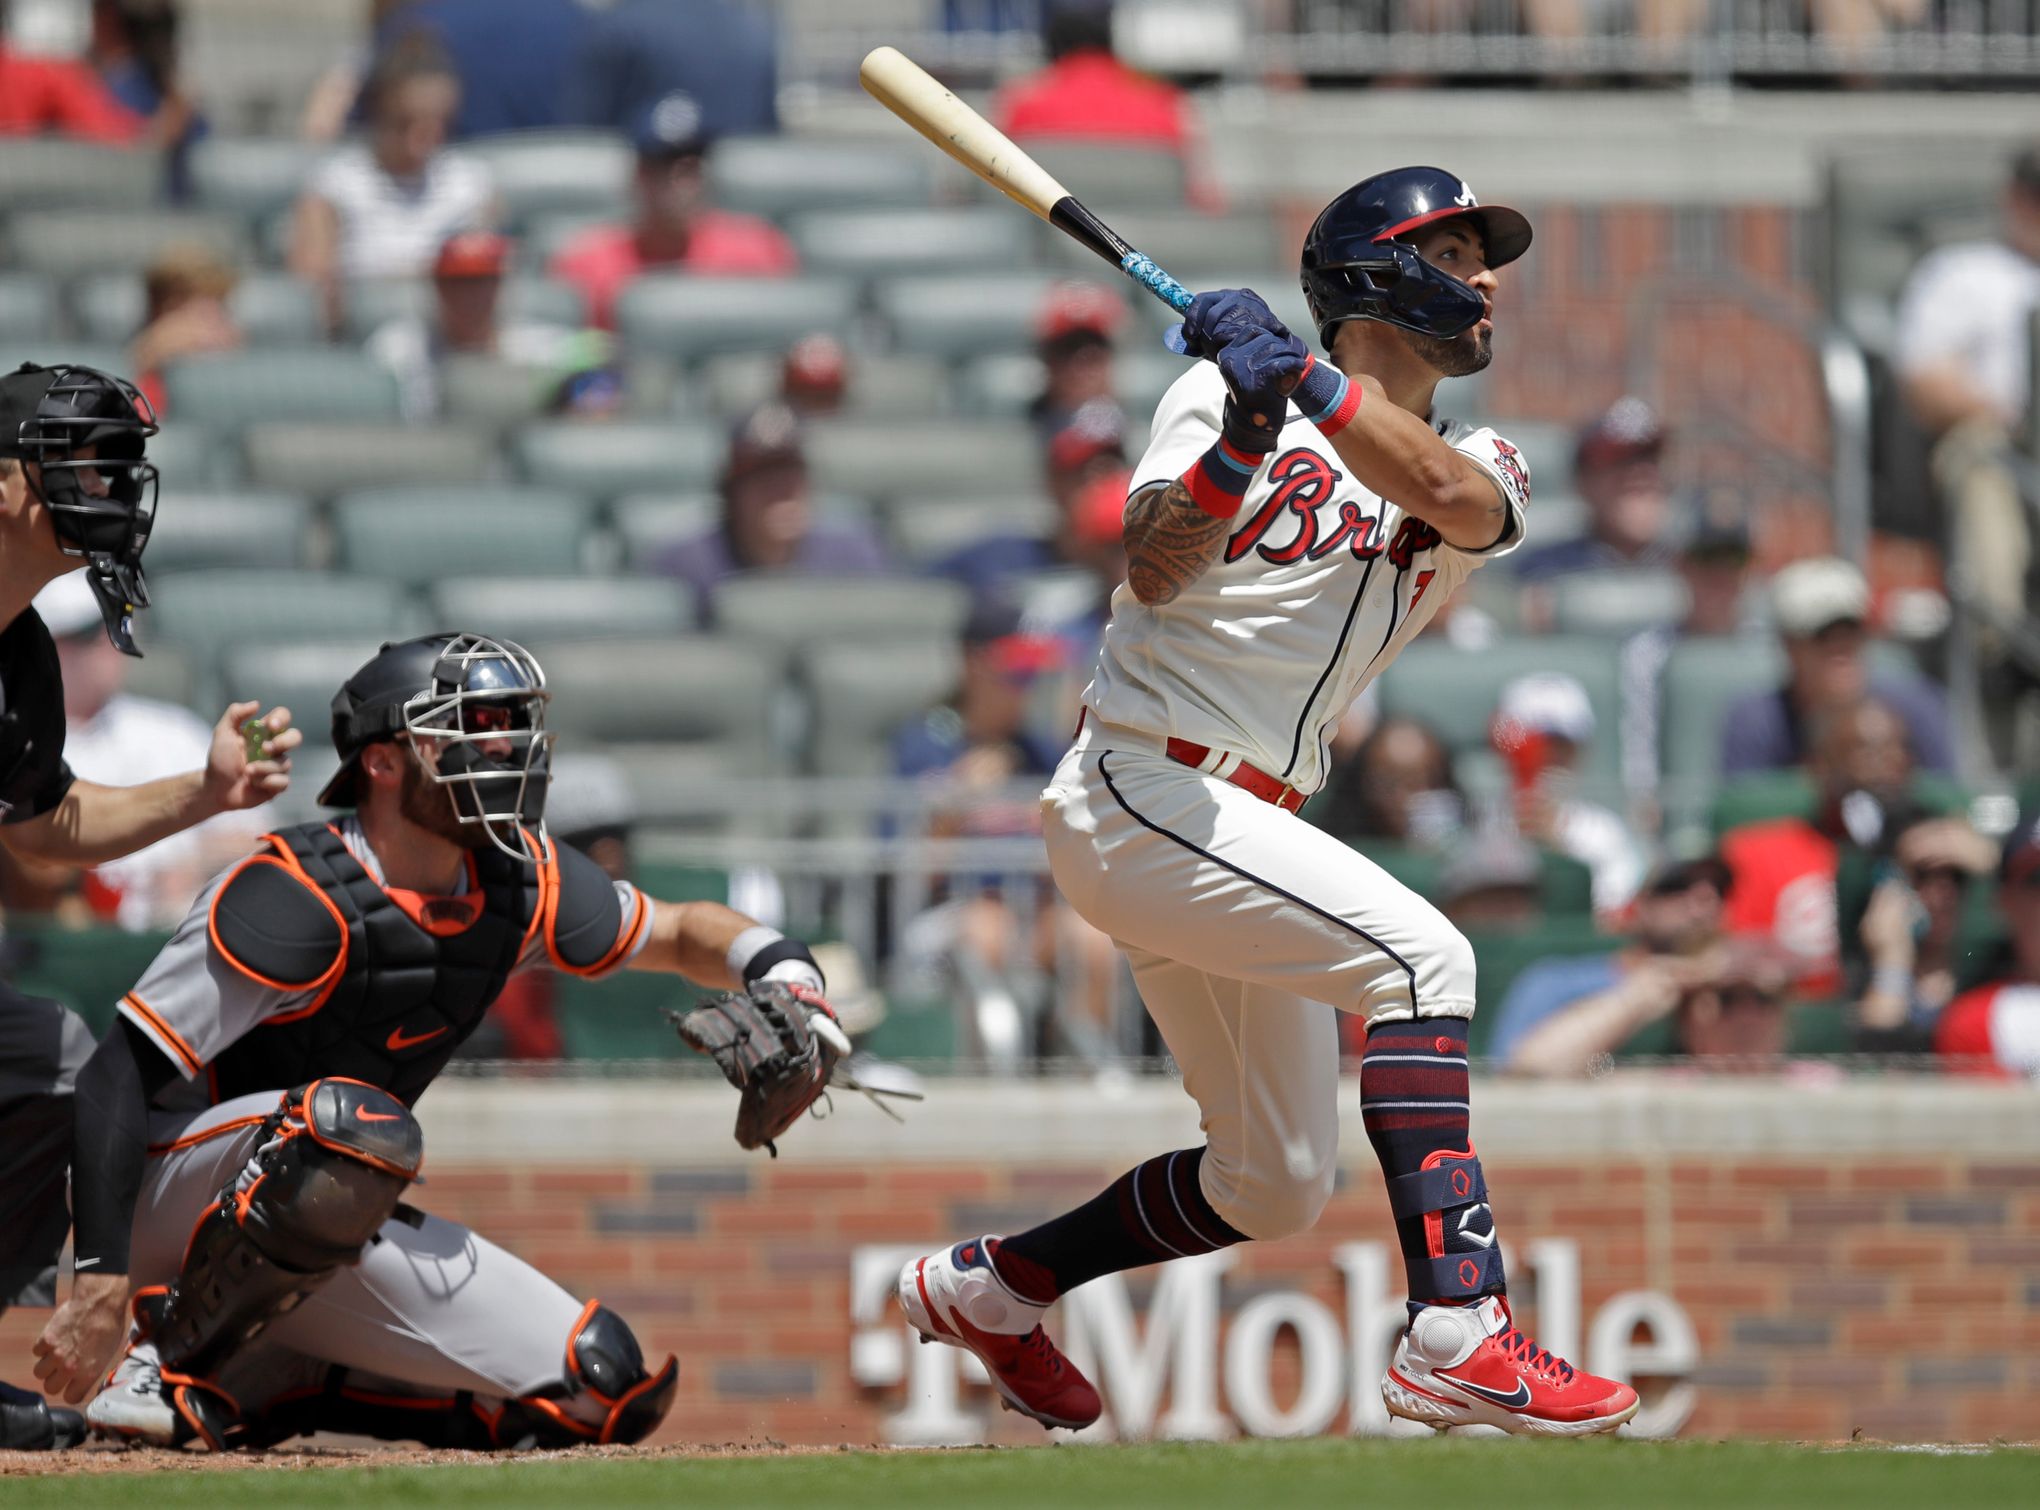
[209,854,347,991]
[1448,426,1531,558]
[548,841,632,976]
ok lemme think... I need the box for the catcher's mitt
[671,982,848,1155]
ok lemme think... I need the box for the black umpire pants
[0,989,91,1314]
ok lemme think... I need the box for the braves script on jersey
[1086,363,1530,792]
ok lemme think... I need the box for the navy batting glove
[1215,329,1308,453]
[1181,287,1289,360]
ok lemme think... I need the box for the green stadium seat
[1548,568,1689,637]
[0,274,57,345]
[428,576,694,644]
[513,420,721,498]
[0,141,156,211]
[147,490,314,573]
[602,739,772,818]
[534,636,781,754]
[698,350,951,421]
[858,998,959,1065]
[439,356,553,431]
[330,486,598,585]
[1007,142,1188,211]
[959,352,1046,419]
[219,638,382,732]
[789,209,1028,278]
[70,272,322,347]
[878,274,1127,359]
[340,276,588,343]
[4,926,173,1036]
[164,349,400,427]
[1043,207,1282,278]
[887,495,1056,568]
[149,570,420,660]
[801,637,961,776]
[464,130,632,230]
[243,422,495,496]
[610,491,873,573]
[1487,418,1574,499]
[1347,840,1597,917]
[713,576,969,653]
[1119,350,1194,417]
[145,422,237,491]
[554,970,696,1061]
[1660,636,1788,789]
[7,210,243,278]
[805,417,1040,501]
[189,138,326,223]
[1375,634,1626,789]
[615,275,856,364]
[708,138,933,220]
[1461,917,1613,1057]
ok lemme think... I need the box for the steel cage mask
[398,634,555,862]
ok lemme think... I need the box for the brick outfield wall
[13,1151,2024,1447]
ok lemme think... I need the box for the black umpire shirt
[0,607,76,827]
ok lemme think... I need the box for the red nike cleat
[897,1237,1102,1431]
[1384,1296,1639,1437]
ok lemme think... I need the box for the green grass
[9,1439,2040,1510]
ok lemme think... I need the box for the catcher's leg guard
[140,1079,422,1443]
[494,1302,678,1448]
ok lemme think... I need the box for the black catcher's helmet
[1299,167,1533,350]
[318,632,555,862]
[0,362,160,655]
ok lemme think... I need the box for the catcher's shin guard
[495,1302,678,1448]
[141,1079,422,1439]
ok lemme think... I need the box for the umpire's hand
[202,702,302,812]
[32,1271,128,1405]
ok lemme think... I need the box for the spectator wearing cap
[1493,671,1647,917]
[1717,557,1953,778]
[129,243,241,418]
[936,397,1131,601]
[993,2,1217,211]
[1030,282,1125,438]
[367,230,579,421]
[289,36,498,332]
[0,0,145,142]
[548,91,797,332]
[895,598,1067,799]
[1853,811,1997,1053]
[1936,812,2040,1078]
[1493,853,1731,1072]
[1894,146,2040,659]
[1513,397,1674,600]
[780,334,849,417]
[562,0,777,142]
[654,402,893,615]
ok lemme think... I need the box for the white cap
[1771,556,1869,637]
[1497,671,1596,743]
[32,571,103,639]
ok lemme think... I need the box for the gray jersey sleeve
[116,870,315,1080]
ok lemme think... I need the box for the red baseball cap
[1037,281,1126,346]
[1072,467,1133,547]
[434,230,512,280]
[1048,399,1128,473]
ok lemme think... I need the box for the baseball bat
[858,45,1195,319]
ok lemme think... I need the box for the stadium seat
[123,638,201,711]
[554,970,697,1061]
[888,495,1057,569]
[960,353,1047,419]
[801,637,961,776]
[1659,635,1788,788]
[1009,142,1189,212]
[877,273,1127,359]
[219,638,382,735]
[6,210,243,279]
[330,486,599,586]
[0,141,156,211]
[0,274,57,345]
[526,211,611,266]
[513,420,721,498]
[1489,418,1574,498]
[149,570,420,661]
[714,576,969,653]
[146,422,237,490]
[464,130,632,230]
[612,491,874,573]
[439,355,554,430]
[708,138,934,220]
[601,739,771,818]
[1043,207,1283,278]
[698,350,951,420]
[188,137,327,224]
[1549,569,1691,637]
[242,422,495,496]
[163,349,401,427]
[1120,350,1194,417]
[4,926,175,1037]
[428,576,694,644]
[805,418,1041,501]
[534,637,781,754]
[789,208,1028,278]
[615,275,856,364]
[147,490,315,573]
[1461,917,1613,1057]
[340,276,588,343]
[1376,634,1626,789]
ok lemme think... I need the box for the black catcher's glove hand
[671,982,848,1155]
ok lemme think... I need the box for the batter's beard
[398,751,490,849]
[1406,323,1492,378]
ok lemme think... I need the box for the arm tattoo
[1123,480,1230,606]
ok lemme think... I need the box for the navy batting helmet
[1299,167,1532,349]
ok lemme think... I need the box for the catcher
[32,632,854,1451]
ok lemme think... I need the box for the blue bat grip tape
[1121,252,1193,313]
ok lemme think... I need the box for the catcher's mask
[1299,166,1531,348]
[0,362,161,656]
[319,632,555,862]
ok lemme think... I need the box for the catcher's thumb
[810,1011,852,1059]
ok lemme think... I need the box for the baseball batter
[31,633,849,1451]
[900,168,1639,1436]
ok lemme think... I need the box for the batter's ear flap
[210,855,348,992]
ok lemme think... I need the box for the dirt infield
[0,1438,868,1478]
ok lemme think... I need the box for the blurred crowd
[0,0,2033,1080]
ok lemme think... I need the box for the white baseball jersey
[1084,362,1530,795]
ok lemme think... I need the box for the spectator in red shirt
[0,3,145,142]
[1936,812,2040,1078]
[549,91,797,331]
[993,2,1217,209]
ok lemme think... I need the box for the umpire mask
[0,363,161,657]
[323,633,555,862]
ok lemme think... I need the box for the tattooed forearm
[1123,480,1230,606]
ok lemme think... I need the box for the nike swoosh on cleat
[385,1024,447,1051]
[1441,1374,1533,1409]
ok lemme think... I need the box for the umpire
[0,362,298,1450]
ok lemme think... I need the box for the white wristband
[726,925,784,983]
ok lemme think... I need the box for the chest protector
[205,822,625,1106]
